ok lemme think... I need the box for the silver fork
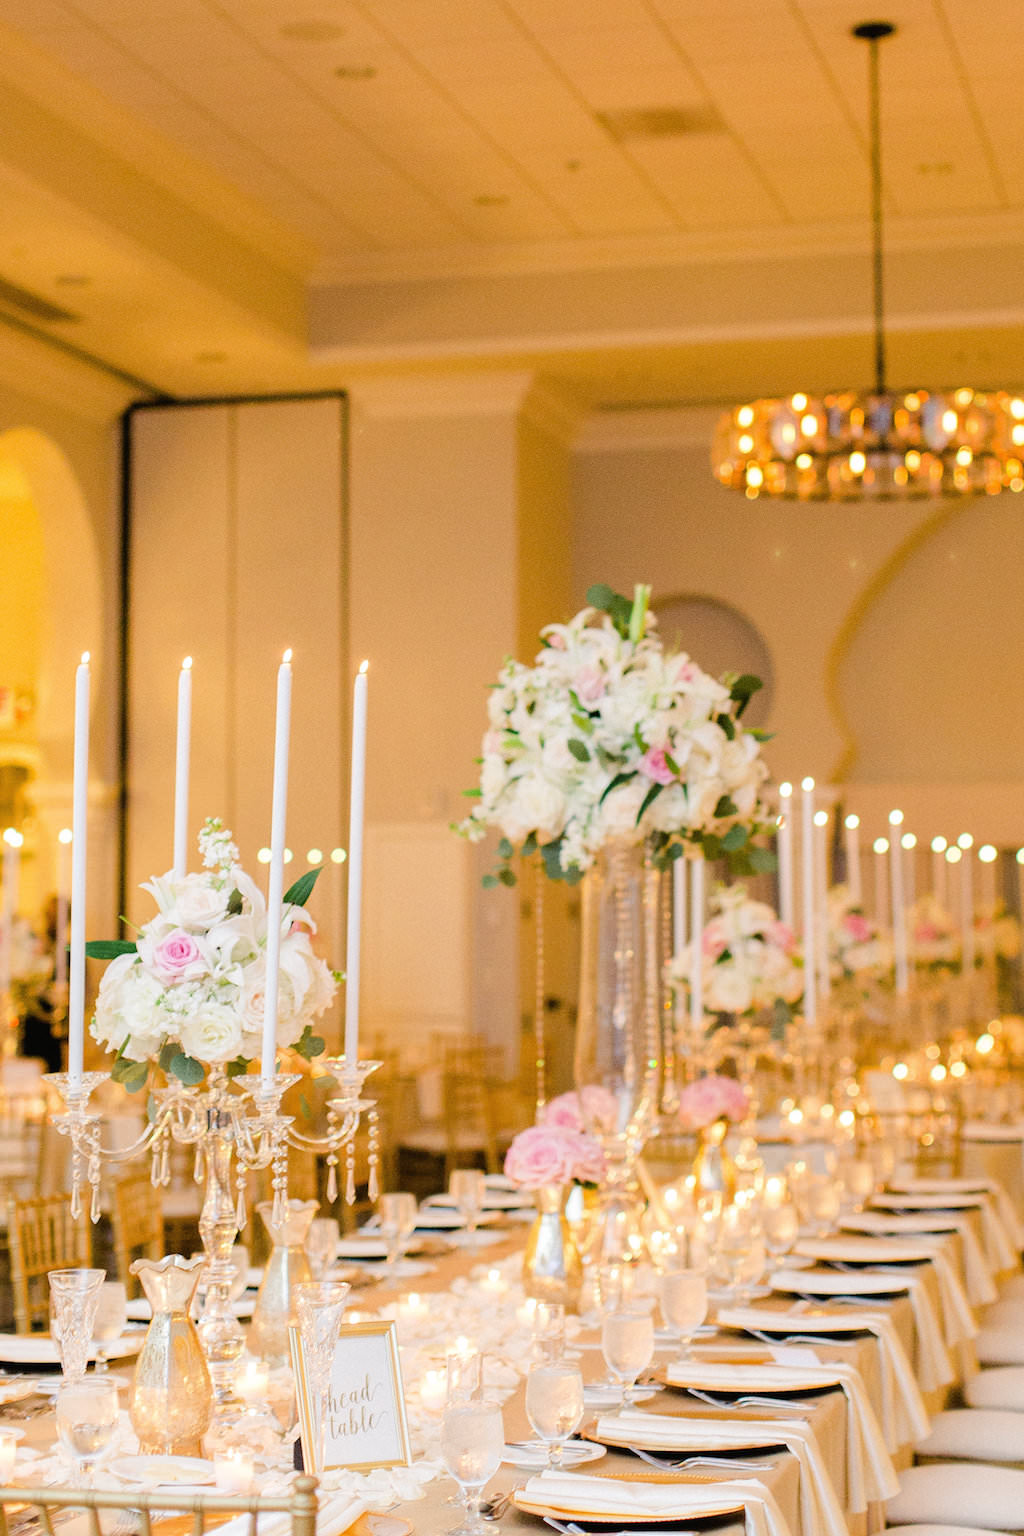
[630,1448,775,1472]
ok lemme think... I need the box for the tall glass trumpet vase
[574,837,660,1264]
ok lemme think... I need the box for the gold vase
[249,1199,318,1367]
[129,1256,213,1456]
[692,1119,737,1205]
[522,1184,582,1310]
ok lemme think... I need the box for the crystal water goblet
[762,1199,799,1270]
[440,1399,504,1536]
[292,1279,351,1472]
[658,1267,707,1360]
[378,1192,419,1274]
[525,1361,584,1467]
[55,1376,119,1485]
[601,1305,654,1405]
[804,1173,842,1238]
[48,1269,105,1384]
[89,1281,127,1373]
[450,1169,487,1245]
[446,1347,482,1404]
[306,1219,340,1280]
[532,1301,565,1363]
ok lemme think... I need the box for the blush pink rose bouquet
[677,1073,750,1132]
[504,1118,606,1190]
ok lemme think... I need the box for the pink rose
[574,666,606,704]
[843,913,871,942]
[677,1072,749,1131]
[540,1091,585,1133]
[769,921,796,954]
[571,1132,606,1185]
[503,1125,580,1190]
[640,747,675,786]
[579,1083,618,1134]
[151,929,205,982]
[703,919,728,961]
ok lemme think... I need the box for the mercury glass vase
[691,1118,737,1206]
[574,836,660,1261]
[129,1256,213,1456]
[522,1184,582,1310]
[249,1199,318,1367]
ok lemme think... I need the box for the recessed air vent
[595,104,727,141]
[0,277,78,324]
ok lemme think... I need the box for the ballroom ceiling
[0,0,1020,399]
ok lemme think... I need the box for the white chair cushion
[999,1274,1024,1301]
[965,1368,1024,1410]
[917,1409,1024,1461]
[977,1327,1024,1367]
[887,1463,1024,1529]
[887,1527,1013,1536]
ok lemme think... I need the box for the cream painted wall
[572,407,1024,849]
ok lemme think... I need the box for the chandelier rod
[854,21,895,397]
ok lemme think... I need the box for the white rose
[92,955,166,1056]
[598,779,646,837]
[500,773,567,844]
[707,966,754,1015]
[169,874,231,930]
[179,1005,244,1064]
[481,754,506,803]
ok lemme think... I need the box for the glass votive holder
[0,1429,18,1481]
[234,1358,269,1412]
[418,1368,447,1415]
[445,1346,481,1403]
[215,1448,254,1493]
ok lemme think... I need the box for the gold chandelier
[713,22,1024,502]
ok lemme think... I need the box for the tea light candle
[215,1449,254,1494]
[515,1299,538,1330]
[400,1292,428,1319]
[764,1175,787,1206]
[419,1368,447,1415]
[235,1358,269,1408]
[480,1268,507,1294]
[0,1430,17,1480]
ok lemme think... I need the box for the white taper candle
[931,837,947,906]
[814,808,830,997]
[889,810,909,994]
[844,814,862,904]
[56,828,72,989]
[261,650,293,1090]
[959,836,975,973]
[344,661,369,1065]
[873,838,890,926]
[777,782,794,928]
[801,778,816,1027]
[689,856,704,1033]
[172,657,193,879]
[68,653,90,1084]
[672,855,687,958]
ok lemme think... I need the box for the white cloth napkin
[214,1492,367,1536]
[663,1359,897,1510]
[842,1211,996,1304]
[918,1250,977,1345]
[715,1305,930,1452]
[887,1271,953,1391]
[523,1469,794,1536]
[596,1410,846,1536]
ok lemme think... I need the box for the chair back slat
[111,1175,164,1296]
[8,1193,90,1333]
[0,1474,320,1536]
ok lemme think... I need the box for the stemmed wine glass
[449,1170,487,1246]
[601,1304,654,1406]
[89,1282,127,1373]
[55,1377,119,1486]
[306,1219,340,1280]
[762,1197,799,1271]
[658,1268,707,1360]
[440,1399,505,1536]
[525,1361,584,1467]
[378,1192,419,1275]
[292,1279,351,1472]
[48,1270,105,1384]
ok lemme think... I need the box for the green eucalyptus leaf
[226,888,244,916]
[714,794,739,819]
[747,845,778,873]
[522,832,538,859]
[284,867,323,908]
[721,824,749,851]
[86,940,137,959]
[497,837,514,860]
[568,739,591,763]
[169,1052,206,1087]
[729,674,763,718]
[482,874,499,889]
[225,1056,250,1080]
[294,1025,326,1060]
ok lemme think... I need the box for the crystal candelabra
[45,1057,380,1413]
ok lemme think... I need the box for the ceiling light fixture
[713,22,1024,501]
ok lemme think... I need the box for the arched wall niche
[651,592,774,728]
[0,427,102,919]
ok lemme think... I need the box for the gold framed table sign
[291,1320,411,1473]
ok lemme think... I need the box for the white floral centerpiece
[909,893,960,972]
[88,818,337,1090]
[974,903,1022,964]
[667,884,803,1022]
[826,884,890,980]
[458,583,771,884]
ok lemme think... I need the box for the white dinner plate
[770,1266,910,1297]
[0,1330,144,1366]
[887,1177,991,1194]
[870,1192,985,1210]
[664,1360,840,1394]
[841,1211,963,1236]
[717,1305,879,1336]
[425,1191,533,1211]
[110,1455,216,1486]
[794,1236,934,1265]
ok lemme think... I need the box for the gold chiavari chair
[0,1472,321,1536]
[8,1193,90,1333]
[111,1176,164,1297]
